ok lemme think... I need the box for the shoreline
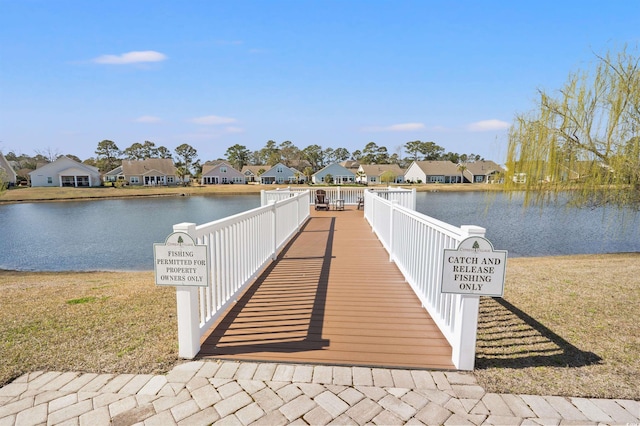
[0,183,501,204]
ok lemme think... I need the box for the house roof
[260,163,298,177]
[313,163,355,177]
[340,160,360,170]
[410,160,460,175]
[359,164,404,176]
[464,161,504,176]
[120,159,177,176]
[29,156,100,176]
[202,161,244,177]
[241,165,268,175]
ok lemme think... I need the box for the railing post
[452,225,486,370]
[260,190,266,206]
[172,222,201,359]
[270,200,277,260]
[389,200,398,262]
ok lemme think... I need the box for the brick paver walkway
[1,360,638,425]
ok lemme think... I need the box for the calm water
[1,192,638,271]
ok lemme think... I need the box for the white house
[404,160,462,184]
[0,152,17,186]
[260,163,303,184]
[105,159,178,186]
[201,161,246,184]
[356,164,405,184]
[312,163,355,184]
[241,165,268,183]
[29,156,102,187]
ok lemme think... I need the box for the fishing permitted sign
[154,232,209,287]
[441,236,507,297]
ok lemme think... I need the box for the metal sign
[441,236,507,297]
[154,232,209,287]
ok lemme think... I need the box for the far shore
[0,182,502,204]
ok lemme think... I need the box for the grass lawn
[1,254,638,399]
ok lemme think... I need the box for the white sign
[154,232,209,287]
[441,236,507,297]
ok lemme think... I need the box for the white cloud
[134,115,162,123]
[93,50,167,64]
[467,119,510,132]
[189,115,238,125]
[362,122,426,132]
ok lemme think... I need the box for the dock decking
[199,206,454,370]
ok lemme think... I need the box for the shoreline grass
[1,253,638,399]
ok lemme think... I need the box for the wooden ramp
[199,207,454,370]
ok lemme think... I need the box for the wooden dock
[199,206,454,370]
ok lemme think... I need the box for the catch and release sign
[154,232,209,287]
[441,236,507,297]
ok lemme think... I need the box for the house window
[475,175,484,183]
[221,167,227,173]
[47,177,53,184]
[222,177,228,183]
[277,167,283,173]
[168,177,175,184]
[131,176,140,184]
[430,176,445,183]
[370,177,377,183]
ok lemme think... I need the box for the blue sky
[1,0,638,164]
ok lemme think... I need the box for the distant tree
[505,45,640,209]
[141,141,158,158]
[35,147,61,163]
[442,152,460,163]
[303,144,324,170]
[156,146,173,159]
[174,143,198,176]
[351,150,363,162]
[65,154,82,163]
[404,141,423,162]
[324,173,333,184]
[0,168,8,191]
[333,147,350,162]
[279,141,301,167]
[421,141,445,160]
[381,170,396,185]
[95,140,121,172]
[323,147,336,165]
[303,166,314,182]
[249,150,263,165]
[123,143,145,160]
[457,163,468,183]
[361,142,379,164]
[260,140,280,165]
[225,144,250,170]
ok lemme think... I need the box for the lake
[1,192,638,271]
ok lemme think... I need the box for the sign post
[441,236,507,297]
[154,232,209,288]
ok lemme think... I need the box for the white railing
[266,186,416,209]
[172,190,311,358]
[364,189,484,370]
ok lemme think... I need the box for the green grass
[1,254,638,400]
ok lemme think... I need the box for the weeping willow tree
[504,46,640,210]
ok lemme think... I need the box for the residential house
[241,165,268,183]
[462,161,505,183]
[106,159,178,186]
[0,152,17,187]
[312,163,355,184]
[404,160,462,184]
[260,163,304,184]
[201,161,245,184]
[339,160,360,172]
[29,156,102,187]
[356,164,405,185]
